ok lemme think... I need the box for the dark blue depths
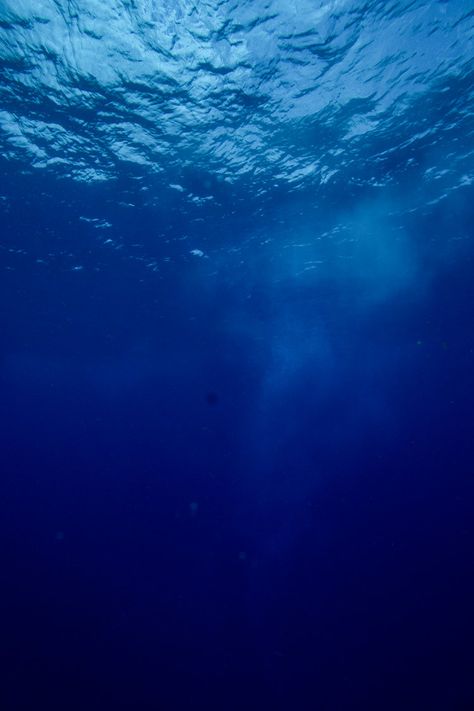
[1,1,474,709]
[2,173,474,711]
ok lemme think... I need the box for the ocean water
[1,1,474,709]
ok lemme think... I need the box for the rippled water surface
[1,0,472,185]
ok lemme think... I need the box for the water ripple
[0,0,473,200]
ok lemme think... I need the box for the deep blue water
[1,1,474,709]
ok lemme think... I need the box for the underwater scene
[1,1,474,708]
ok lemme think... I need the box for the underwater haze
[1,0,474,708]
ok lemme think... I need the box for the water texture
[1,2,474,710]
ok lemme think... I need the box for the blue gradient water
[1,1,474,709]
